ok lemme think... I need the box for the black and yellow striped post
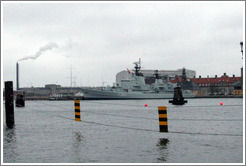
[158,106,168,132]
[74,100,81,121]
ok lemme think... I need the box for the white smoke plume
[18,42,58,62]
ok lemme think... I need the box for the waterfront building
[171,72,242,96]
[18,84,83,100]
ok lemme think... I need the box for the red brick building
[170,73,242,96]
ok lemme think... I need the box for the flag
[127,68,131,74]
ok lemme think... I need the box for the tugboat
[169,87,188,105]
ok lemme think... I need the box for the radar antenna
[133,58,141,68]
[138,58,141,69]
[154,70,161,79]
[133,58,143,76]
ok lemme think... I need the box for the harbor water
[2,98,244,163]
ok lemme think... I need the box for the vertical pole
[240,42,243,92]
[5,81,15,128]
[16,62,19,90]
[74,100,81,121]
[158,106,168,132]
[241,67,243,92]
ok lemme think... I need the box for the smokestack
[16,62,19,90]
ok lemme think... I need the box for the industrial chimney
[16,62,19,90]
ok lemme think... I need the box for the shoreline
[21,95,243,100]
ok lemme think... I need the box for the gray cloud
[2,2,244,87]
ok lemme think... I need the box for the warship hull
[80,88,195,100]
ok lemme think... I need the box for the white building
[116,68,196,86]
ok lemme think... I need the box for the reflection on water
[74,132,84,143]
[72,131,85,162]
[156,138,169,162]
[3,127,17,163]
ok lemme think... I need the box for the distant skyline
[2,1,245,88]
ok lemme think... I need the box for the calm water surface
[2,98,244,163]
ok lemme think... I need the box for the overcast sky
[2,1,245,88]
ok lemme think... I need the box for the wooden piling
[5,81,15,128]
[16,93,25,107]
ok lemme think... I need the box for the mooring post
[74,100,81,121]
[16,93,25,107]
[22,92,25,107]
[5,81,15,128]
[169,87,187,105]
[158,106,168,132]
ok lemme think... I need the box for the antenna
[73,76,76,87]
[80,78,82,87]
[67,65,77,87]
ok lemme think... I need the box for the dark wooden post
[5,81,15,128]
[16,93,25,107]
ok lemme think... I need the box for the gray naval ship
[80,60,195,99]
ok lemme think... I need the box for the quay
[13,95,242,101]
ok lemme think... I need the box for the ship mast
[138,58,141,70]
[133,58,143,76]
[154,70,161,79]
